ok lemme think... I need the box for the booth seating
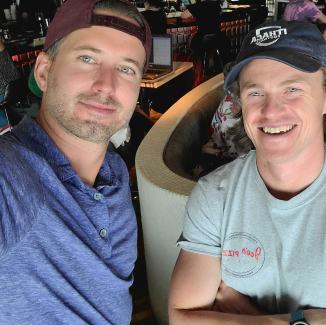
[135,73,226,324]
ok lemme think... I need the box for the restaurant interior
[0,0,316,323]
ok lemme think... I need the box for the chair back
[0,78,31,128]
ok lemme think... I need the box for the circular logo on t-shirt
[221,232,265,278]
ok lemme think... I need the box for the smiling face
[239,59,326,165]
[36,12,145,145]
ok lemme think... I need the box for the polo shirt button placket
[93,193,102,201]
[99,228,107,238]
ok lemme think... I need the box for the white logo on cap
[250,26,287,46]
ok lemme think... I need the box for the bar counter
[166,4,268,60]
[166,5,268,29]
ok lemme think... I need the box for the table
[139,61,193,115]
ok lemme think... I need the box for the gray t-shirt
[178,150,326,314]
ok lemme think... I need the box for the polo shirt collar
[11,116,117,189]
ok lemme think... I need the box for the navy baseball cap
[224,20,326,89]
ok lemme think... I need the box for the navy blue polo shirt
[0,117,137,324]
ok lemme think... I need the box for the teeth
[263,125,294,134]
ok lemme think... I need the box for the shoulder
[307,0,322,13]
[0,134,47,173]
[197,151,256,197]
[0,133,47,191]
[142,10,159,17]
[305,0,319,7]
[286,0,303,7]
[151,10,166,18]
[302,0,322,19]
[141,10,150,17]
[158,10,167,18]
[0,136,46,257]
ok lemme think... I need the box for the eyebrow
[240,82,260,92]
[72,45,102,54]
[72,46,142,72]
[241,78,311,92]
[279,79,311,87]
[121,57,142,72]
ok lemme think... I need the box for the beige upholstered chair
[136,73,226,324]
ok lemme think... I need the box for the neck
[257,142,325,200]
[36,109,108,187]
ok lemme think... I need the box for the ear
[34,51,53,92]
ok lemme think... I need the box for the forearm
[0,39,5,52]
[170,308,326,325]
[170,309,289,325]
[180,9,192,19]
[317,13,326,23]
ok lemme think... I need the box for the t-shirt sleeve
[177,180,222,257]
[284,0,322,21]
[307,2,322,21]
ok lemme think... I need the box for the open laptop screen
[148,34,173,69]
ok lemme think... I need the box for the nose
[261,94,283,119]
[91,66,117,96]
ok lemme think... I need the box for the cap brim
[223,49,323,89]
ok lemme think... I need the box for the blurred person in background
[141,0,167,34]
[284,0,326,24]
[194,61,252,178]
[180,0,231,70]
[0,38,20,133]
[18,0,58,31]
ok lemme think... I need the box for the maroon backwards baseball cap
[43,0,152,71]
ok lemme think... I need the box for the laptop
[142,34,174,81]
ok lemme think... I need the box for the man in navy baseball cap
[169,20,326,325]
[224,20,326,89]
[0,0,152,324]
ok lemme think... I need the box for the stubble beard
[43,73,134,144]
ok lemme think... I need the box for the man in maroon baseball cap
[0,1,153,324]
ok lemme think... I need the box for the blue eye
[250,92,261,96]
[120,66,134,74]
[80,56,95,64]
[288,87,298,92]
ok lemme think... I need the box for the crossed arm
[0,39,4,52]
[180,9,193,19]
[317,13,326,24]
[168,249,326,325]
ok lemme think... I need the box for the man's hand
[212,281,267,316]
